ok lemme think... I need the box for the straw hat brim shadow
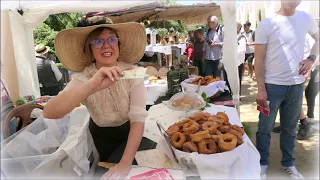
[55,23,147,72]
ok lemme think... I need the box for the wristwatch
[307,55,317,62]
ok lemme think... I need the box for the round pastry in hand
[171,132,186,149]
[218,134,237,152]
[182,141,198,153]
[198,139,218,154]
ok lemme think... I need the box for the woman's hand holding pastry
[87,66,131,92]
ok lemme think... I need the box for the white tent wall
[9,11,42,100]
[1,1,154,100]
[220,1,239,106]
[1,11,20,102]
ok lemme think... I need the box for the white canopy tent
[1,1,157,102]
[1,0,240,105]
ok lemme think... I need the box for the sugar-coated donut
[218,134,237,152]
[198,139,218,154]
[183,120,200,134]
[202,121,218,135]
[190,130,211,142]
[182,141,198,153]
[167,125,180,136]
[171,132,186,149]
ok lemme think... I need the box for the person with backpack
[35,44,63,96]
[243,21,255,83]
[203,15,224,77]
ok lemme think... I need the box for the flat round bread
[146,66,158,77]
[158,67,169,79]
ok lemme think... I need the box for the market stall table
[143,103,261,179]
[145,44,187,67]
[145,83,168,105]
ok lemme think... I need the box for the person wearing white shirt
[35,44,63,96]
[254,0,319,179]
[273,24,319,140]
[237,23,247,95]
[243,21,255,83]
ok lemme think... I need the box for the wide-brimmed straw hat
[55,17,146,72]
[35,44,50,56]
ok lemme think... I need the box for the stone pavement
[239,74,319,179]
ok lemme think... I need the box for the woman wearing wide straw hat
[43,16,153,179]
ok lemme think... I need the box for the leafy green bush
[242,122,252,137]
[33,23,57,55]
[56,63,64,67]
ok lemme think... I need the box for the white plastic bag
[1,106,98,179]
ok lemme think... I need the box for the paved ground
[240,72,319,179]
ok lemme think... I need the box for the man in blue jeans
[254,0,319,179]
[203,15,224,77]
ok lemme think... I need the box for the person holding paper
[254,0,319,179]
[44,16,154,180]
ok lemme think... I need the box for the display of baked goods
[188,76,222,86]
[167,92,206,111]
[166,111,244,154]
[149,76,158,84]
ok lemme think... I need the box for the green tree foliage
[33,23,57,54]
[34,13,84,58]
[148,20,187,33]
[44,13,84,31]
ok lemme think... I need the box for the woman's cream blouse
[68,62,147,127]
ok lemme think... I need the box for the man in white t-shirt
[254,0,319,179]
[273,34,317,139]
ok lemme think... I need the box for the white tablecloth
[145,83,167,105]
[144,103,261,179]
[176,44,187,55]
[145,44,186,55]
[145,45,172,55]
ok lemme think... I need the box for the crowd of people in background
[183,2,319,178]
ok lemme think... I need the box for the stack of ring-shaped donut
[167,111,245,154]
[218,134,237,152]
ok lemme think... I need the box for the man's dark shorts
[245,53,254,64]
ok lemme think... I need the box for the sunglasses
[90,37,119,48]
